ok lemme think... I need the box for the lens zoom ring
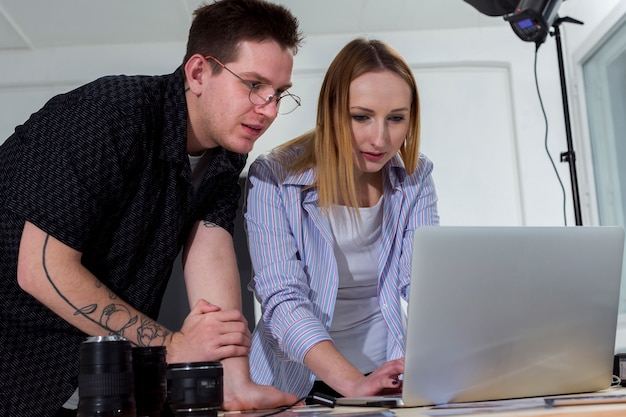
[79,372,134,396]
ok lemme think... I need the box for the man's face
[186,40,295,155]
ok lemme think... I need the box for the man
[0,0,304,415]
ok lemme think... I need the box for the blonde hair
[274,38,421,212]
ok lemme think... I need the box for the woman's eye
[390,115,406,122]
[351,114,369,122]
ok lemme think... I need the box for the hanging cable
[533,43,568,225]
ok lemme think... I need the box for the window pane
[583,19,626,314]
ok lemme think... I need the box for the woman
[244,38,439,401]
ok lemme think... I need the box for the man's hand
[166,299,251,364]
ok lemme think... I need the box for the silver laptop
[336,226,625,407]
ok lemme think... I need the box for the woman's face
[349,70,412,177]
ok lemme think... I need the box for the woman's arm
[304,340,404,396]
[245,158,332,361]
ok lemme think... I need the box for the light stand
[551,16,584,225]
[466,1,586,225]
[505,3,585,225]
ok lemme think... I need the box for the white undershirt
[328,198,387,374]
[188,151,208,191]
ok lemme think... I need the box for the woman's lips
[362,152,385,162]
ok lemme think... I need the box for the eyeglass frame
[204,55,301,115]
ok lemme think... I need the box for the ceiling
[0,0,506,52]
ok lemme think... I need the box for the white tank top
[328,198,387,374]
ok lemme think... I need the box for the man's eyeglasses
[205,56,300,115]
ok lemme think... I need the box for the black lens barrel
[78,335,136,417]
[166,361,223,417]
[77,337,222,417]
[132,346,167,417]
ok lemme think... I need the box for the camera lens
[132,346,167,417]
[166,361,223,417]
[78,335,136,417]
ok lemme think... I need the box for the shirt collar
[386,153,408,189]
[161,66,189,164]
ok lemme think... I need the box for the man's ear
[184,54,209,95]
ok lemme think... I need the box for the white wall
[561,0,624,52]
[0,42,184,137]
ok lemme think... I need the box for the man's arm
[183,221,299,410]
[17,220,249,362]
[183,220,243,312]
[17,221,172,345]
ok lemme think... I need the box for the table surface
[222,388,626,417]
[335,388,626,417]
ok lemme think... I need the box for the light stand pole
[550,16,584,225]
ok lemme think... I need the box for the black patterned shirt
[0,67,246,416]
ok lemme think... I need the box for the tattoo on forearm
[42,234,170,346]
[137,317,168,347]
[94,280,118,300]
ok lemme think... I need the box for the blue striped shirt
[244,148,439,398]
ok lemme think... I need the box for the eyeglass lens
[249,84,300,115]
